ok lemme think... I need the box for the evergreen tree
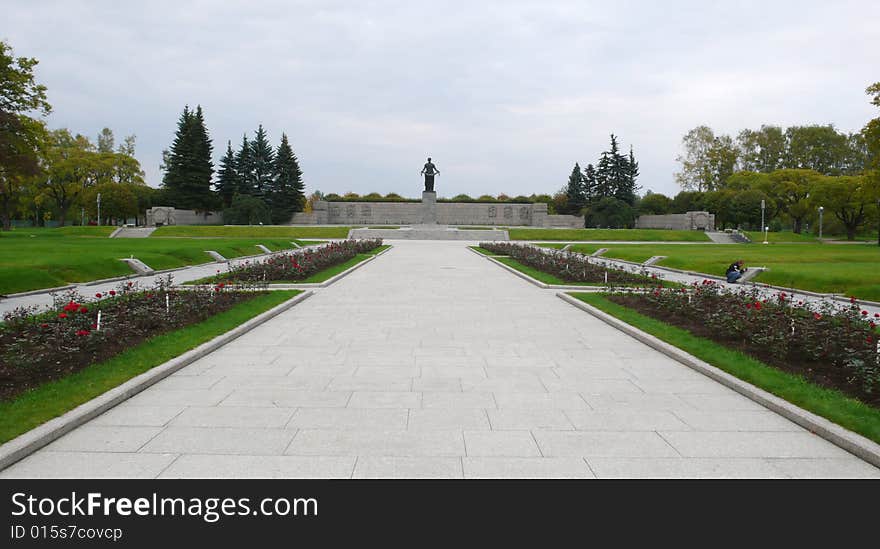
[215,141,237,208]
[250,124,275,199]
[564,162,586,214]
[612,144,639,205]
[234,134,253,196]
[595,150,613,199]
[268,133,306,224]
[161,105,215,210]
[582,163,598,203]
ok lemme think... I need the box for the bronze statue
[420,157,439,192]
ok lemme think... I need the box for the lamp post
[818,206,824,240]
[96,193,101,226]
[761,199,768,244]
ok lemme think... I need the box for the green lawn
[742,230,818,243]
[508,228,712,242]
[151,226,351,238]
[570,293,880,444]
[565,243,880,300]
[1,226,115,238]
[0,290,301,444]
[0,234,301,294]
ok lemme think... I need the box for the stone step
[348,226,509,241]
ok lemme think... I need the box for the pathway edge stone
[556,291,880,469]
[0,290,314,472]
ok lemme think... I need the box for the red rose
[754,302,762,310]
[58,313,67,319]
[95,293,102,298]
[79,306,88,313]
[813,313,822,320]
[109,290,116,296]
[40,323,49,329]
[861,310,869,316]
[75,329,90,336]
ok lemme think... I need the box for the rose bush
[480,242,660,286]
[609,282,880,404]
[213,239,383,284]
[0,276,266,400]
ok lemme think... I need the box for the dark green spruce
[161,105,214,210]
[268,133,306,224]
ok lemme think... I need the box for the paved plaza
[2,241,878,478]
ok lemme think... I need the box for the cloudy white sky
[5,0,879,198]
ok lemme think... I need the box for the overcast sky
[5,0,879,198]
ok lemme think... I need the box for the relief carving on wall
[346,205,356,218]
[503,206,513,219]
[361,205,372,217]
[488,206,497,218]
[519,207,529,220]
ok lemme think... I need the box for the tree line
[0,39,153,229]
[659,87,880,239]
[160,107,306,225]
[557,134,640,227]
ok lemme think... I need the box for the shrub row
[479,242,658,285]
[0,277,265,400]
[216,239,383,284]
[609,282,879,404]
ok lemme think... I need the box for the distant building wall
[290,200,557,226]
[146,207,222,226]
[544,214,584,229]
[635,211,714,231]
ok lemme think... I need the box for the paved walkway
[2,241,878,478]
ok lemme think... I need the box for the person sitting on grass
[726,259,746,283]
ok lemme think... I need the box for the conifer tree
[268,133,306,224]
[250,125,275,199]
[582,163,598,203]
[161,104,215,210]
[234,134,253,196]
[564,162,586,214]
[216,141,237,208]
[595,149,613,199]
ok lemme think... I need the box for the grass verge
[469,246,502,256]
[0,236,300,294]
[565,242,880,300]
[570,292,880,444]
[0,290,301,444]
[508,228,711,242]
[151,226,352,238]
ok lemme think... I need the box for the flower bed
[0,277,267,401]
[211,239,383,284]
[608,282,879,406]
[479,242,661,286]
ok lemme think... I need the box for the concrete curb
[0,290,314,472]
[555,291,880,470]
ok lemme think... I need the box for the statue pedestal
[421,191,437,224]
